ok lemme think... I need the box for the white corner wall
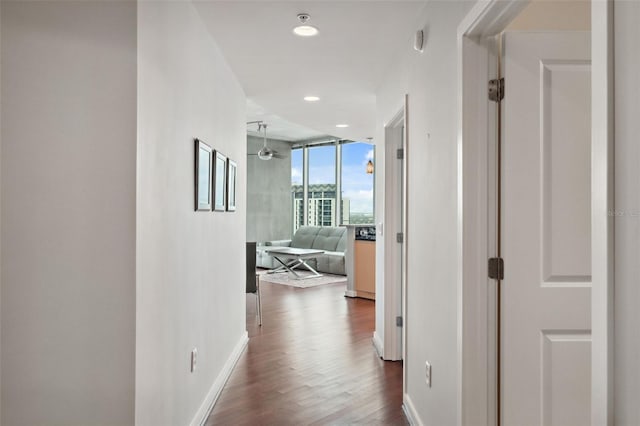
[136,2,247,425]
[376,1,475,424]
[1,1,137,425]
[614,2,640,424]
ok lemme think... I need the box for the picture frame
[213,150,227,212]
[194,139,212,211]
[226,159,237,212]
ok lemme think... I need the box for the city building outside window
[291,141,374,233]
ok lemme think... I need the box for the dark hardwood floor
[205,280,406,426]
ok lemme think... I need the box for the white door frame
[590,1,614,424]
[376,96,408,364]
[456,1,614,425]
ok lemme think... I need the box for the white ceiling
[194,1,427,142]
[245,99,328,141]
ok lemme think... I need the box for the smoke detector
[297,13,310,23]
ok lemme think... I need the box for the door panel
[502,32,591,425]
[541,60,592,283]
[541,331,591,426]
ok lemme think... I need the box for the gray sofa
[256,226,347,275]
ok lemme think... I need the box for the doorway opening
[239,118,404,424]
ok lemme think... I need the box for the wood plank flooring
[205,280,406,425]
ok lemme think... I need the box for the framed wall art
[213,150,227,211]
[194,139,212,211]
[226,159,237,212]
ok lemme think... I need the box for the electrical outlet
[191,348,198,373]
[425,361,432,387]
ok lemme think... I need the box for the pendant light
[366,137,374,174]
[257,123,274,160]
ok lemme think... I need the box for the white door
[502,32,591,425]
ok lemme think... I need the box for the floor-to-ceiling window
[291,140,374,232]
[308,145,337,227]
[341,142,374,224]
[291,149,304,232]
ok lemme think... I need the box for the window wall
[308,145,337,227]
[291,149,304,231]
[341,142,375,224]
[291,141,374,232]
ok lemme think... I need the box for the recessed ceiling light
[293,25,319,37]
[336,124,349,128]
[304,96,320,102]
[293,13,319,37]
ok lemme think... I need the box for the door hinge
[488,257,504,280]
[488,78,505,102]
[396,316,403,327]
[396,232,404,243]
[397,148,404,160]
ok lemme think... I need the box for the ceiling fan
[248,122,285,160]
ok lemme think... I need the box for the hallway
[205,281,406,425]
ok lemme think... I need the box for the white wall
[0,2,137,425]
[614,2,640,424]
[136,2,247,425]
[377,3,639,426]
[247,135,292,242]
[376,1,475,424]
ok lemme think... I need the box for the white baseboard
[372,331,384,358]
[402,393,423,426]
[190,332,249,426]
[344,290,357,297]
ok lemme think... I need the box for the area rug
[257,270,347,288]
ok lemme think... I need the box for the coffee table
[264,247,325,279]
